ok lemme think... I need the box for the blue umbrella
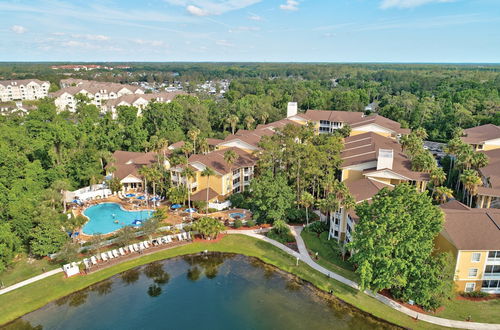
[125,193,136,198]
[185,208,197,213]
[136,195,146,200]
[132,219,143,225]
[171,204,182,209]
[150,197,160,202]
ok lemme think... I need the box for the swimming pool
[82,203,154,235]
[229,212,245,220]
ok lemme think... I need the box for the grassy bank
[300,230,500,325]
[0,255,60,287]
[1,235,445,329]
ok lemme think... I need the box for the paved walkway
[0,268,63,295]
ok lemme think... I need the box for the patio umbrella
[136,195,146,200]
[185,208,197,213]
[132,219,143,225]
[171,204,182,209]
[125,193,136,198]
[150,197,160,202]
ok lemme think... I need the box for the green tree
[30,220,68,257]
[434,186,454,204]
[192,217,225,239]
[299,191,315,226]
[115,226,135,247]
[0,223,21,272]
[348,184,450,310]
[57,241,80,264]
[201,166,216,214]
[226,115,239,134]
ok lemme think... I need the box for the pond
[82,203,154,235]
[4,254,397,330]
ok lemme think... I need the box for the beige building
[436,200,500,293]
[104,91,186,118]
[0,79,50,102]
[476,148,500,208]
[107,151,159,192]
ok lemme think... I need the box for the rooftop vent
[377,149,394,170]
[287,102,298,118]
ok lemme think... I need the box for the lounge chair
[133,243,140,251]
[119,247,126,256]
[112,249,120,258]
[143,241,150,248]
[83,258,91,269]
[182,232,188,240]
[107,251,114,259]
[127,245,134,252]
[187,232,192,240]
[101,252,108,261]
[90,256,98,265]
[166,235,173,243]
[152,239,159,246]
[139,242,146,250]
[177,233,183,241]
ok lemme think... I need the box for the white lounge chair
[107,251,114,259]
[152,239,160,246]
[133,243,140,251]
[101,252,108,261]
[127,245,134,253]
[177,233,183,241]
[187,232,192,240]
[119,247,126,256]
[143,241,150,248]
[83,258,91,269]
[90,256,98,265]
[182,232,188,240]
[166,235,173,243]
[112,249,120,258]
[139,242,146,250]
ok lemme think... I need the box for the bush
[306,221,329,235]
[459,291,490,298]
[233,219,243,228]
[286,208,319,224]
[228,192,251,209]
[193,200,207,211]
[245,219,256,227]
[208,208,218,213]
[267,219,295,244]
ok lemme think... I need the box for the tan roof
[52,80,144,98]
[302,110,365,122]
[476,148,500,197]
[346,178,392,203]
[0,79,48,87]
[441,203,500,250]
[461,124,500,144]
[350,114,411,135]
[108,150,157,181]
[189,147,257,175]
[191,188,219,201]
[341,132,429,181]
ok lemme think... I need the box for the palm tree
[183,166,196,211]
[414,127,428,140]
[201,166,216,214]
[471,152,489,171]
[224,149,238,192]
[181,141,194,158]
[244,116,255,130]
[429,167,446,196]
[460,169,482,207]
[299,191,315,226]
[198,138,209,154]
[51,179,71,212]
[260,112,269,125]
[187,128,201,153]
[434,186,454,204]
[226,115,239,135]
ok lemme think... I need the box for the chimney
[377,149,394,170]
[287,102,298,118]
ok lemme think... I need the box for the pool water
[82,203,154,235]
[229,212,245,219]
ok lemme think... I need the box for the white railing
[208,200,232,211]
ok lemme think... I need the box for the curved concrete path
[228,227,500,330]
[0,268,63,295]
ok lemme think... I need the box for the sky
[0,0,499,62]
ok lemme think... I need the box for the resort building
[0,79,50,102]
[436,200,500,293]
[475,148,500,209]
[169,147,257,203]
[107,151,160,192]
[104,91,186,117]
[461,124,500,151]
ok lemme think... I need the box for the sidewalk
[0,268,63,296]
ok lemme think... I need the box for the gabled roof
[0,79,49,87]
[108,151,157,181]
[188,147,257,175]
[461,124,500,144]
[302,110,365,122]
[440,202,500,250]
[346,178,392,203]
[191,188,218,201]
[350,114,411,135]
[476,148,500,197]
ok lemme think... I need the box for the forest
[0,63,499,275]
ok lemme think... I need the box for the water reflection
[147,284,162,297]
[90,279,113,296]
[183,253,230,281]
[2,319,42,330]
[121,268,140,285]
[54,290,88,307]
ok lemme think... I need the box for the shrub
[228,192,251,209]
[233,219,243,228]
[267,219,295,244]
[459,291,490,298]
[286,208,319,224]
[193,200,207,211]
[306,221,328,234]
[208,208,218,213]
[245,219,256,227]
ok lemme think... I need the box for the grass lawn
[0,254,61,287]
[300,230,358,282]
[0,235,465,330]
[301,230,500,325]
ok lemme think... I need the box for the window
[468,268,478,278]
[484,265,500,275]
[471,253,481,262]
[488,251,500,260]
[465,283,476,292]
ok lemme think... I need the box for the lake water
[4,254,397,330]
[82,203,153,235]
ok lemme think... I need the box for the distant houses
[0,79,50,102]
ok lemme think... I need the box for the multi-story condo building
[0,79,50,102]
[169,147,257,203]
[436,200,500,293]
[104,91,186,117]
[475,148,500,208]
[461,124,500,151]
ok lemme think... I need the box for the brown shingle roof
[0,79,48,87]
[350,114,411,135]
[461,124,500,144]
[441,203,500,250]
[189,147,257,175]
[191,188,219,201]
[108,151,156,180]
[346,178,392,203]
[302,110,365,122]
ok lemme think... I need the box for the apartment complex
[106,151,159,192]
[476,148,500,209]
[0,79,50,102]
[104,91,186,116]
[170,147,257,203]
[436,200,500,293]
[461,124,500,151]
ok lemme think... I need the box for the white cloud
[165,0,261,16]
[248,14,262,21]
[380,0,453,9]
[133,39,167,47]
[216,39,232,46]
[72,34,110,41]
[11,25,27,34]
[229,26,260,32]
[280,0,299,11]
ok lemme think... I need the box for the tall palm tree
[244,116,255,130]
[224,149,238,192]
[260,112,269,125]
[471,152,489,171]
[181,141,194,158]
[198,138,209,154]
[226,115,239,135]
[434,186,454,204]
[460,169,482,207]
[183,166,196,211]
[201,166,216,214]
[429,167,446,196]
[299,191,315,226]
[413,127,428,140]
[52,179,71,212]
[187,128,201,153]
[97,150,114,171]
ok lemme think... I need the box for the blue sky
[0,0,499,62]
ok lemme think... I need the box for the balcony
[483,273,500,280]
